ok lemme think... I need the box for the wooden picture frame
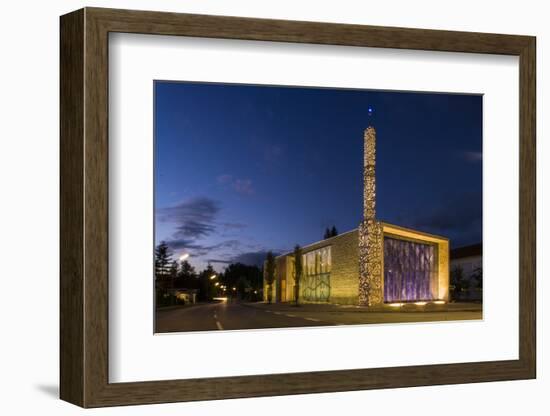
[60,7,536,408]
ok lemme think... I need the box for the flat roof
[276,221,449,259]
[275,228,357,259]
[381,221,449,242]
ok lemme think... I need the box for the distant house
[155,277,198,305]
[172,288,198,305]
[450,243,482,279]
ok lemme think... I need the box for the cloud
[205,250,284,268]
[206,259,232,265]
[221,222,247,231]
[219,222,248,237]
[396,191,482,247]
[164,239,244,258]
[216,174,233,185]
[211,240,242,251]
[157,196,256,262]
[263,144,283,162]
[162,234,285,268]
[462,151,482,162]
[163,238,196,250]
[230,251,272,267]
[412,192,480,230]
[157,197,220,239]
[233,179,254,195]
[217,174,255,195]
[225,250,284,267]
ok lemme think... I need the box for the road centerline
[304,317,321,322]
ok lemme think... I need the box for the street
[155,301,482,333]
[155,301,331,332]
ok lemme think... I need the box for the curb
[241,302,482,314]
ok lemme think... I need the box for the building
[264,126,450,306]
[450,243,482,278]
[155,277,199,306]
[173,288,198,305]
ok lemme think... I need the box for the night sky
[155,81,482,271]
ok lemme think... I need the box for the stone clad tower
[358,127,384,306]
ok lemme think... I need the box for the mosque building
[264,126,449,306]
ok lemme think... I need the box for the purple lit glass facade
[383,237,437,302]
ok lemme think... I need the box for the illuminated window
[383,237,438,302]
[301,246,331,302]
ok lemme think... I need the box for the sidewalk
[244,301,482,314]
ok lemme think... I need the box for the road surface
[155,301,482,333]
[156,301,331,333]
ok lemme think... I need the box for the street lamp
[210,274,217,280]
[179,253,189,261]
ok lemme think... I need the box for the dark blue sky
[155,81,482,271]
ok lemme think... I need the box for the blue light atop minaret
[367,106,374,117]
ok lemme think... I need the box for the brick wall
[275,229,360,305]
[326,230,360,304]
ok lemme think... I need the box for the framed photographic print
[60,7,536,408]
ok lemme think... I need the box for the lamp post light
[179,253,189,261]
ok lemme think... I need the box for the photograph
[50,4,537,410]
[153,81,483,333]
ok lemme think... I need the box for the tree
[324,226,338,239]
[472,266,483,289]
[174,260,197,289]
[220,263,262,301]
[169,261,178,280]
[198,264,217,301]
[264,251,276,304]
[154,242,171,280]
[236,275,250,298]
[293,245,303,306]
[450,265,467,301]
[178,260,196,279]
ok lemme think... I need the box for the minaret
[363,127,377,221]
[358,126,384,306]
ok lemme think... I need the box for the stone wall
[358,126,384,306]
[358,219,384,306]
